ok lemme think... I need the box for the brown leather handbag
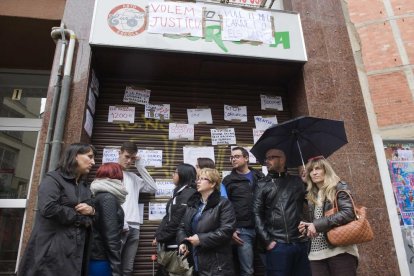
[324,190,374,246]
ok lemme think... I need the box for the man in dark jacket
[222,146,264,276]
[253,148,311,276]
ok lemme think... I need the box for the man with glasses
[118,141,157,276]
[253,148,311,276]
[222,146,264,276]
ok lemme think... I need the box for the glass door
[0,74,46,274]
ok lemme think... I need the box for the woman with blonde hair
[177,168,236,276]
[298,157,359,276]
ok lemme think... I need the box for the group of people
[18,141,360,276]
[18,142,157,276]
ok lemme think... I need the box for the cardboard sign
[224,105,247,122]
[169,123,194,140]
[108,106,135,123]
[123,86,151,105]
[260,94,283,111]
[145,103,170,120]
[138,149,163,167]
[211,128,236,145]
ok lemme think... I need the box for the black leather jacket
[177,190,236,276]
[253,172,308,246]
[90,192,124,276]
[156,185,196,246]
[309,181,356,233]
[222,168,264,228]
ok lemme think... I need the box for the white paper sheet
[183,146,215,168]
[224,105,247,122]
[260,94,283,111]
[145,103,170,120]
[211,128,236,145]
[254,115,278,130]
[253,128,265,144]
[187,108,213,124]
[123,86,151,105]
[155,179,175,198]
[108,106,135,123]
[138,149,163,167]
[102,147,120,164]
[148,202,167,221]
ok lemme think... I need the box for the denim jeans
[266,242,311,276]
[235,227,256,276]
[121,227,140,276]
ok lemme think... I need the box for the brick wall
[348,0,414,128]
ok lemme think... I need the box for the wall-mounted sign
[211,128,236,145]
[108,106,135,123]
[169,123,194,140]
[90,0,307,62]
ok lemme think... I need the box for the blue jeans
[88,260,111,276]
[235,228,256,276]
[121,227,140,276]
[266,242,311,276]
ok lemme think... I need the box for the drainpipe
[39,23,67,181]
[49,27,76,171]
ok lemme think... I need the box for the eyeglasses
[229,155,244,161]
[265,155,282,161]
[196,177,211,182]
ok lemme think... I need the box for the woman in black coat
[18,143,97,276]
[155,163,197,249]
[89,162,128,276]
[177,168,236,276]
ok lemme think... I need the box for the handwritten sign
[145,103,170,120]
[253,128,265,144]
[102,147,120,164]
[155,179,175,198]
[260,94,283,111]
[187,108,213,124]
[183,146,215,167]
[254,116,277,130]
[84,109,93,137]
[169,123,194,140]
[147,1,204,37]
[87,88,96,114]
[224,105,247,122]
[123,86,151,105]
[108,106,135,124]
[138,149,163,167]
[149,202,167,221]
[221,8,274,44]
[211,128,236,145]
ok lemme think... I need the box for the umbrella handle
[296,140,305,168]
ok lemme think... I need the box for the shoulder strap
[333,189,358,218]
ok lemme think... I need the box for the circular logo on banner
[107,4,146,36]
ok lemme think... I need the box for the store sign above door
[90,0,307,62]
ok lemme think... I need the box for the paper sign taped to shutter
[253,128,265,144]
[123,86,151,105]
[155,179,175,198]
[102,147,120,164]
[224,105,247,122]
[211,128,236,145]
[169,123,194,140]
[149,202,167,220]
[187,108,213,124]
[183,146,215,167]
[138,149,163,167]
[254,115,277,130]
[260,94,283,111]
[145,103,170,120]
[108,106,135,123]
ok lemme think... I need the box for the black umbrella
[250,116,348,167]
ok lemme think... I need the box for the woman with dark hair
[89,162,128,276]
[154,163,197,275]
[18,143,96,276]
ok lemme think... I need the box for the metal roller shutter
[90,78,291,275]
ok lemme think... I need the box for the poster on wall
[187,108,213,124]
[123,86,151,105]
[147,1,204,37]
[224,105,247,122]
[220,8,274,44]
[84,109,94,137]
[155,179,175,198]
[389,161,414,227]
[169,123,194,140]
[149,202,167,220]
[102,147,120,164]
[145,103,170,120]
[254,115,278,130]
[253,128,265,144]
[88,88,97,115]
[108,106,135,123]
[138,149,163,167]
[260,94,283,111]
[211,128,236,145]
[183,146,215,167]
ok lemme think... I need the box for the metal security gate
[90,78,291,275]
